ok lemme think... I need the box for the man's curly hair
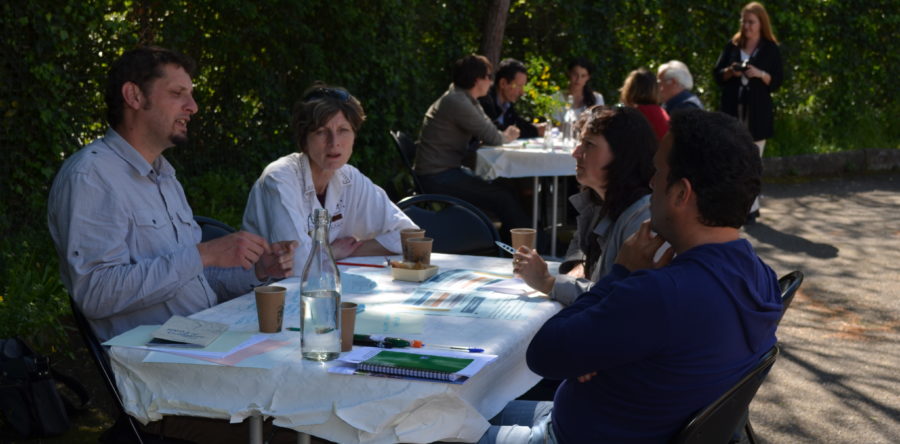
[666,110,761,228]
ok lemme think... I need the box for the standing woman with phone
[714,2,783,221]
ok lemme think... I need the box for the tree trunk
[481,0,510,68]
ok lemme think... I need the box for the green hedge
[1,0,897,346]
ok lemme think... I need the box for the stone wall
[763,149,900,177]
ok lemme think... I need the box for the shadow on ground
[745,222,839,259]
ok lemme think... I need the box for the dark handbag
[0,337,91,438]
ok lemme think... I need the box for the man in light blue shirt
[48,47,297,343]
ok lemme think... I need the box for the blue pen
[427,344,484,353]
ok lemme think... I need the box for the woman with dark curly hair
[513,106,657,304]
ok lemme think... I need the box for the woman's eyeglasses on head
[303,87,350,103]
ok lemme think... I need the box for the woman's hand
[566,262,585,279]
[513,247,555,294]
[722,63,740,80]
[744,63,771,85]
[330,237,363,260]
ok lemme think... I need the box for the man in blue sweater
[478,109,782,443]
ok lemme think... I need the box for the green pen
[352,334,421,348]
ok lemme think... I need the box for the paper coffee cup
[510,228,536,250]
[400,228,426,262]
[340,302,357,352]
[254,286,286,333]
[407,237,433,265]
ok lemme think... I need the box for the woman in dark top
[713,2,783,220]
[714,2,783,145]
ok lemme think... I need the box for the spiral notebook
[358,350,473,382]
[329,347,497,384]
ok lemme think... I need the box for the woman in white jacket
[243,84,417,272]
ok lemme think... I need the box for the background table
[110,254,561,444]
[476,139,576,256]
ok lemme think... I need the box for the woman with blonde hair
[713,1,783,221]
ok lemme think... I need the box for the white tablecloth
[475,139,576,181]
[110,253,561,444]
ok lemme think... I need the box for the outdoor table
[476,138,576,256]
[108,253,561,444]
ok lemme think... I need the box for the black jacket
[713,38,783,140]
[478,88,539,139]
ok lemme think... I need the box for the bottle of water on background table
[300,208,342,361]
[562,94,576,144]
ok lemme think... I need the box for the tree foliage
[1,0,897,343]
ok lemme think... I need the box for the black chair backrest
[194,215,236,242]
[778,270,804,313]
[390,130,425,195]
[68,297,145,442]
[398,194,502,257]
[670,345,779,444]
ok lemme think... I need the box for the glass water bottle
[562,94,577,143]
[300,208,342,361]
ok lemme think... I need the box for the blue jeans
[477,400,557,444]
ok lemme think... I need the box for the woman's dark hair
[291,83,365,153]
[452,54,492,90]
[583,105,657,221]
[568,57,598,108]
[667,109,761,228]
[105,46,197,128]
[619,68,659,106]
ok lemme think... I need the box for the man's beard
[171,134,189,146]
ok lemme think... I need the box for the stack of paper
[103,324,293,368]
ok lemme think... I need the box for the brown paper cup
[510,228,537,250]
[254,286,286,333]
[407,237,433,265]
[400,228,426,262]
[340,302,357,352]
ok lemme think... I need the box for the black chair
[397,194,502,257]
[194,215,236,242]
[390,130,426,195]
[671,345,780,444]
[778,270,804,314]
[68,298,190,444]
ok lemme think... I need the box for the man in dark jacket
[478,58,545,138]
[658,60,705,112]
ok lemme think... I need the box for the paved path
[743,172,900,443]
